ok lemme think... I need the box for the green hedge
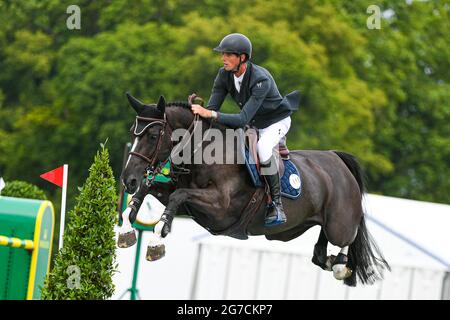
[1,180,47,200]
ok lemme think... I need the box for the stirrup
[264,204,286,227]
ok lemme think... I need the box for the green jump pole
[129,229,143,300]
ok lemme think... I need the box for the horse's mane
[165,101,191,109]
[165,101,229,131]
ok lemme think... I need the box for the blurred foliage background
[0,0,448,212]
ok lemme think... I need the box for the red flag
[40,166,64,187]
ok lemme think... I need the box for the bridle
[128,113,173,186]
[129,114,171,168]
[128,111,208,186]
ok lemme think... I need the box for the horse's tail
[333,151,391,286]
[333,151,366,197]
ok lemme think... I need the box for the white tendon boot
[146,220,166,261]
[117,207,137,248]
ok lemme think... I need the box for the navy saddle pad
[244,147,302,199]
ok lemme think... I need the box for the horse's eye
[150,134,157,140]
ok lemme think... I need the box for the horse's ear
[126,92,145,114]
[156,95,166,113]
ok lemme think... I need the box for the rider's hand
[191,104,212,118]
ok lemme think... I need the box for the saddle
[242,126,301,199]
[245,125,290,177]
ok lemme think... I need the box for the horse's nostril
[124,177,138,194]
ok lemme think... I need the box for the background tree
[0,0,447,204]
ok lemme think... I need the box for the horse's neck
[166,106,228,133]
[166,107,194,129]
[166,106,238,168]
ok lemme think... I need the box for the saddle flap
[278,158,285,177]
[245,126,287,173]
[278,136,290,160]
[245,127,260,172]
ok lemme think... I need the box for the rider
[191,33,300,227]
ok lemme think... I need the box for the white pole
[0,177,5,194]
[59,164,68,250]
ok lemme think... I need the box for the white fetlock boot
[146,220,166,261]
[118,207,137,248]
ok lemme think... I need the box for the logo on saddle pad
[289,174,301,190]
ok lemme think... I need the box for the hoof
[332,264,353,280]
[146,244,165,261]
[117,230,137,248]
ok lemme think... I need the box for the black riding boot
[261,160,287,227]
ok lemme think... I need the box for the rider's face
[222,52,244,71]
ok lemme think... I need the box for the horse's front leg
[118,181,150,248]
[147,187,226,261]
[160,187,226,237]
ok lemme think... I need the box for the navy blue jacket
[206,62,300,129]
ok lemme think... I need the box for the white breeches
[257,116,291,163]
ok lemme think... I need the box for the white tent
[364,194,450,270]
[112,194,450,300]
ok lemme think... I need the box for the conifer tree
[41,144,118,300]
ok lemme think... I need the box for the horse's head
[121,93,173,194]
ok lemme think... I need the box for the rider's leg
[257,116,291,227]
[260,158,286,226]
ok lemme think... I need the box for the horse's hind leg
[312,228,334,271]
[325,217,359,281]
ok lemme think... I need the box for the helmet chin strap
[232,55,244,74]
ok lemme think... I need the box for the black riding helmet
[213,33,252,61]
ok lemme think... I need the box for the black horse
[120,93,390,286]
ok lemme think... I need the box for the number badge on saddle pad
[289,173,301,190]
